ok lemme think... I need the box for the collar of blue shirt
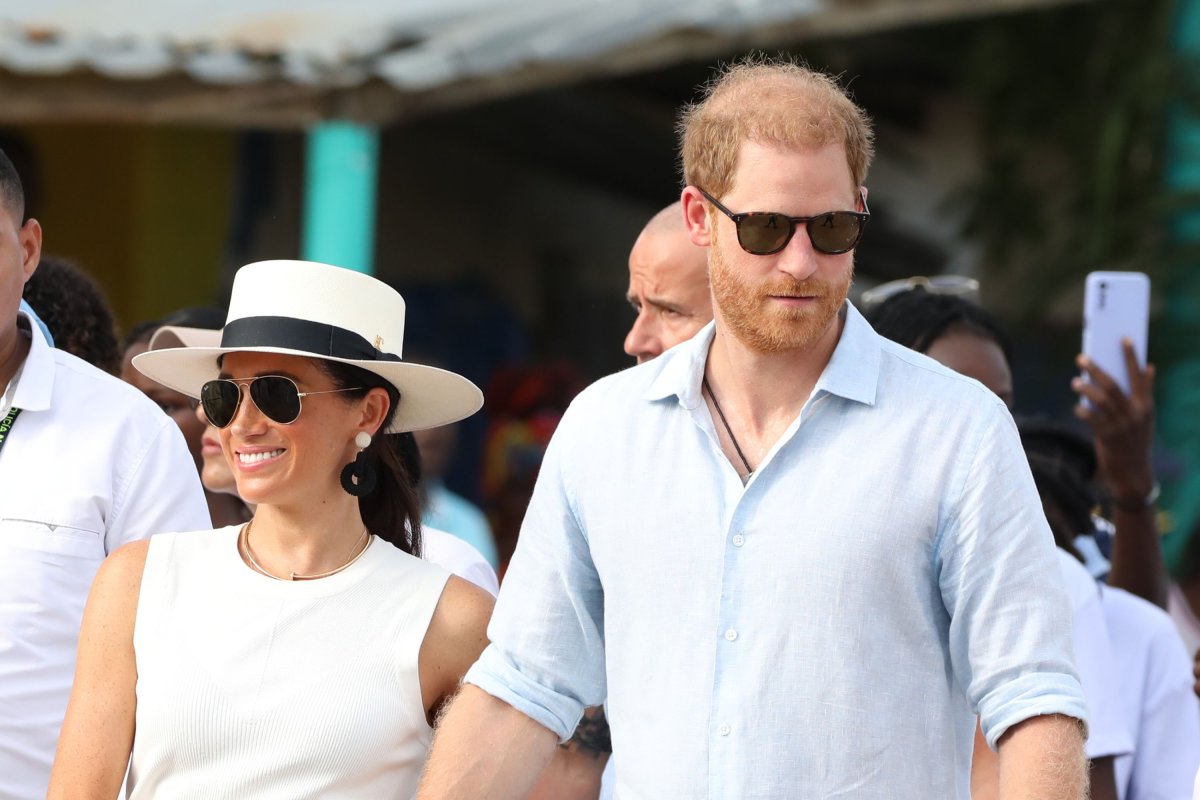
[641,300,881,409]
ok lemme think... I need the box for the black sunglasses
[698,188,870,256]
[200,375,362,429]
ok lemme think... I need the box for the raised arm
[1073,341,1165,607]
[47,540,148,799]
[417,684,559,799]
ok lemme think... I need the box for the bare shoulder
[419,576,495,715]
[78,539,153,639]
[428,575,494,650]
[95,539,151,597]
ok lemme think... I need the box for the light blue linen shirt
[466,303,1086,799]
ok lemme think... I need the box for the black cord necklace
[702,375,753,476]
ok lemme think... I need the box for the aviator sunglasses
[698,188,870,256]
[200,375,363,429]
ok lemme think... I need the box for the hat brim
[133,346,483,433]
[148,324,222,351]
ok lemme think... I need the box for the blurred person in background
[144,323,254,529]
[49,260,493,798]
[480,361,583,580]
[869,286,1197,799]
[413,420,498,569]
[1025,422,1200,799]
[0,147,208,800]
[419,59,1086,799]
[623,201,712,363]
[21,254,120,375]
[122,307,249,528]
[865,284,1165,607]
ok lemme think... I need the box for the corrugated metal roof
[0,0,827,86]
[0,0,1090,124]
[0,0,489,83]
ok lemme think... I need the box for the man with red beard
[419,60,1088,799]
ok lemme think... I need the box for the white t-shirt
[1101,585,1200,799]
[423,526,499,596]
[0,315,210,799]
[1057,549,1133,760]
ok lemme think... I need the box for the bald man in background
[528,201,714,800]
[623,202,712,363]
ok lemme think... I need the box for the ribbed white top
[128,525,450,799]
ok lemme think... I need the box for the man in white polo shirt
[0,148,210,799]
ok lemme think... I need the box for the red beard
[709,243,852,354]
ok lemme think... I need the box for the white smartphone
[1082,271,1150,397]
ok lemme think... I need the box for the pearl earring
[341,431,377,496]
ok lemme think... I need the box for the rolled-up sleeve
[935,404,1088,749]
[464,402,606,741]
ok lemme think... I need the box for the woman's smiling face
[216,351,376,508]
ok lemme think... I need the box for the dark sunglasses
[698,188,870,256]
[200,375,362,429]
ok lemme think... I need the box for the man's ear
[18,218,42,284]
[680,187,713,248]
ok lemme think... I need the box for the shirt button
[724,628,738,641]
[718,723,731,736]
[732,534,745,547]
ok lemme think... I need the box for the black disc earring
[340,431,378,497]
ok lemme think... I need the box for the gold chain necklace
[240,519,372,581]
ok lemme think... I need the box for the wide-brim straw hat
[133,260,483,433]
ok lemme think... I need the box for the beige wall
[12,124,236,334]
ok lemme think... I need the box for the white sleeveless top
[128,526,451,799]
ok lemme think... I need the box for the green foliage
[955,0,1186,319]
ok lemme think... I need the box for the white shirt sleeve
[104,418,211,552]
[421,527,500,596]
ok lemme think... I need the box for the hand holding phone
[1080,271,1149,397]
[1073,271,1155,505]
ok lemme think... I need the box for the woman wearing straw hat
[47,260,493,799]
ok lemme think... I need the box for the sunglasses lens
[200,380,240,429]
[736,214,793,255]
[249,376,302,424]
[808,213,864,255]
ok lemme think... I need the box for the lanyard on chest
[0,406,20,456]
